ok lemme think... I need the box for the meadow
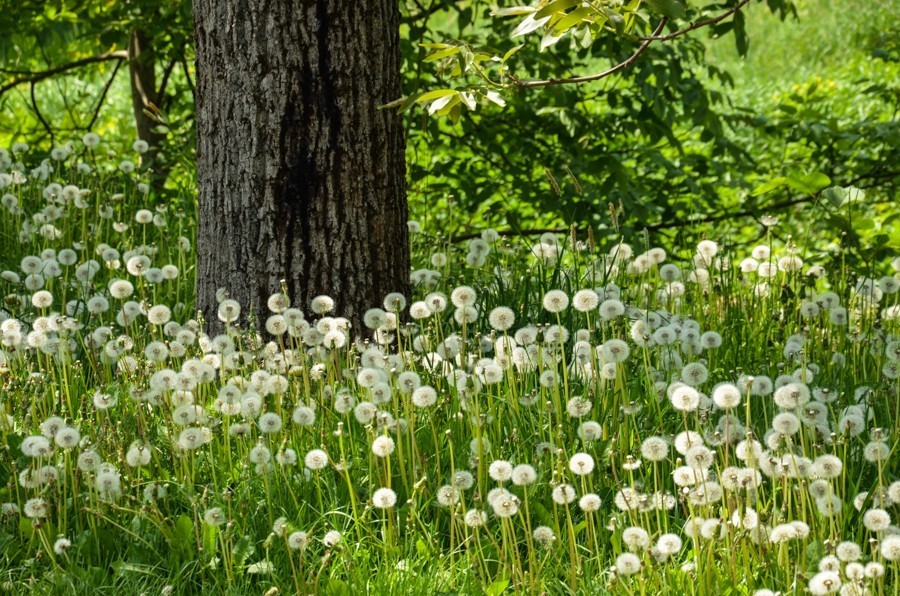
[0,140,898,594]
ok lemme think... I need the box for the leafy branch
[509,19,667,88]
[642,0,752,41]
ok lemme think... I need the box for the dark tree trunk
[127,29,168,186]
[192,0,409,337]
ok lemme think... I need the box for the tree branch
[0,51,129,97]
[157,56,180,110]
[29,82,54,145]
[446,194,818,243]
[180,53,195,99]
[87,59,124,130]
[642,0,752,41]
[510,19,667,88]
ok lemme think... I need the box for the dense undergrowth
[0,142,899,594]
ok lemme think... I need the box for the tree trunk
[192,0,409,336]
[127,29,169,188]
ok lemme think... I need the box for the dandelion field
[1,141,899,595]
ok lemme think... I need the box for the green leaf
[786,170,831,195]
[535,0,580,19]
[233,535,255,569]
[174,514,195,553]
[552,6,593,35]
[540,29,565,51]
[424,46,460,62]
[415,538,430,556]
[750,177,788,196]
[511,13,551,37]
[486,579,510,596]
[501,44,524,63]
[644,0,686,19]
[490,6,535,17]
[821,186,847,207]
[416,89,459,105]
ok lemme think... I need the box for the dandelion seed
[436,485,460,507]
[464,509,487,528]
[372,487,397,509]
[569,453,595,476]
[578,493,602,512]
[511,464,537,486]
[862,508,891,532]
[287,531,310,550]
[615,552,642,576]
[670,386,701,412]
[488,460,513,482]
[304,449,329,470]
[880,535,900,561]
[491,491,519,517]
[542,289,569,313]
[372,435,396,458]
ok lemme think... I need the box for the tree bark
[127,29,169,187]
[192,0,409,336]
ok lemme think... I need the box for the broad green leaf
[174,514,195,552]
[786,171,831,195]
[552,7,594,35]
[511,14,551,37]
[540,30,565,51]
[233,535,254,568]
[821,186,847,207]
[535,0,580,19]
[415,89,459,104]
[428,93,459,115]
[750,177,788,196]
[484,90,507,107]
[424,46,460,62]
[459,91,477,111]
[486,579,510,596]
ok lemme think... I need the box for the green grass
[705,0,900,92]
[0,142,899,594]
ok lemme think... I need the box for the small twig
[510,19,667,88]
[179,53,195,98]
[29,82,54,144]
[157,55,180,110]
[87,59,124,130]
[644,196,813,231]
[0,51,128,97]
[642,0,752,41]
[446,194,822,243]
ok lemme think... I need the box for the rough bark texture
[127,30,166,177]
[193,0,409,336]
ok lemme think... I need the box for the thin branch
[644,195,812,231]
[642,0,752,41]
[450,227,573,243]
[87,59,124,130]
[29,82,54,145]
[510,19,667,88]
[0,51,128,97]
[179,53,195,98]
[157,56,180,110]
[446,194,818,242]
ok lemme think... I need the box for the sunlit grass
[0,140,899,594]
